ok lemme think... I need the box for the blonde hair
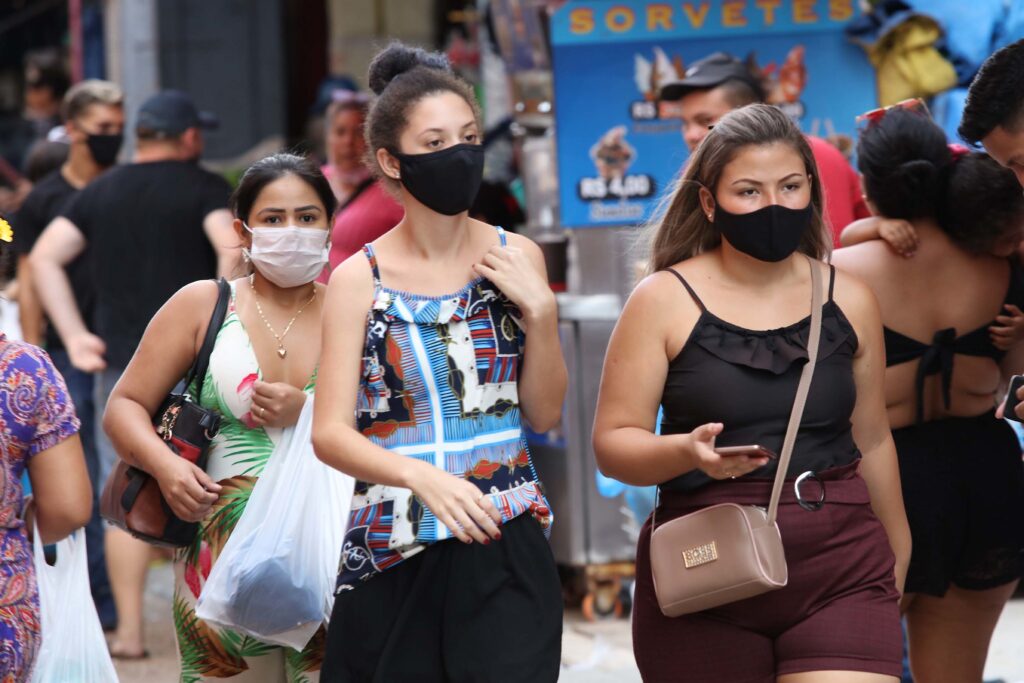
[61,79,123,122]
[645,104,830,275]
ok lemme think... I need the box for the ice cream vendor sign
[550,1,876,228]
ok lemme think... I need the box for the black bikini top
[883,258,1024,423]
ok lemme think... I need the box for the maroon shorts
[633,461,902,682]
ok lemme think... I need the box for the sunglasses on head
[855,98,931,128]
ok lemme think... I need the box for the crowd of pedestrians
[2,33,1024,683]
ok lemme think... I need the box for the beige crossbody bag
[649,256,823,617]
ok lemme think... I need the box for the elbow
[526,409,561,435]
[311,424,339,467]
[101,398,121,445]
[36,489,93,544]
[592,432,623,482]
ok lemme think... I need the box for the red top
[321,178,405,280]
[805,135,870,247]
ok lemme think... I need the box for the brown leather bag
[100,279,230,547]
[649,257,823,617]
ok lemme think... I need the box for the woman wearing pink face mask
[320,90,404,276]
[102,153,335,679]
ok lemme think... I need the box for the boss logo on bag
[682,541,718,569]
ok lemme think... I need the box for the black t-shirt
[13,169,88,352]
[61,160,231,369]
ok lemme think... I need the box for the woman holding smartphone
[593,104,910,682]
[833,108,1024,683]
[312,42,566,681]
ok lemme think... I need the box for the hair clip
[947,143,970,160]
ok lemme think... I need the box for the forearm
[859,435,912,589]
[839,217,882,247]
[215,248,239,279]
[593,427,694,486]
[518,313,567,432]
[30,258,88,343]
[102,395,180,475]
[16,257,44,346]
[313,421,425,488]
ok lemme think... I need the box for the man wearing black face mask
[30,88,234,660]
[11,78,124,630]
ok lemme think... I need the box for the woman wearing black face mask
[313,43,567,681]
[593,104,910,682]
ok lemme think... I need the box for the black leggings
[321,514,562,683]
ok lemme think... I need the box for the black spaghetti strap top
[660,266,861,493]
[883,259,1024,423]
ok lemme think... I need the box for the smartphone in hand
[715,445,778,460]
[1003,375,1024,423]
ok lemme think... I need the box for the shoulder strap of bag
[182,277,231,400]
[766,256,824,524]
[337,177,376,213]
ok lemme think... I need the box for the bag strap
[337,176,375,213]
[766,256,823,524]
[651,257,824,530]
[182,278,231,400]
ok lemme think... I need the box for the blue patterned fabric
[0,337,80,680]
[336,227,552,592]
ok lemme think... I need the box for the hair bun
[893,158,937,193]
[368,42,450,95]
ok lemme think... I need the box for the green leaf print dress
[173,282,321,683]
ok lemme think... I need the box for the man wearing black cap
[29,89,235,660]
[660,52,869,244]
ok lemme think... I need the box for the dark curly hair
[364,42,481,190]
[960,39,1024,145]
[938,152,1024,255]
[857,109,950,221]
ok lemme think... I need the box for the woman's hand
[473,245,556,326]
[990,304,1024,351]
[404,461,503,544]
[688,423,770,480]
[152,453,222,522]
[251,380,307,428]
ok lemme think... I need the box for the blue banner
[551,0,876,228]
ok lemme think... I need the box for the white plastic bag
[32,524,119,682]
[197,397,353,650]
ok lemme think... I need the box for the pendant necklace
[249,274,317,359]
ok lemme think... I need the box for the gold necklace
[249,275,317,359]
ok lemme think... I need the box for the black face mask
[713,202,812,263]
[393,144,484,216]
[86,133,123,167]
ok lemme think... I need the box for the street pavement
[116,562,1024,682]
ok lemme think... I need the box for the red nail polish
[483,538,490,545]
[495,531,502,540]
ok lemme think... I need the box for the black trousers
[321,514,563,683]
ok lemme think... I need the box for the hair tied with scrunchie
[948,143,970,161]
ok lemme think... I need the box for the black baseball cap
[136,90,219,136]
[659,52,765,102]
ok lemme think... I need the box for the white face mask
[243,224,329,288]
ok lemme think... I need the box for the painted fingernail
[495,531,503,540]
[483,538,491,545]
